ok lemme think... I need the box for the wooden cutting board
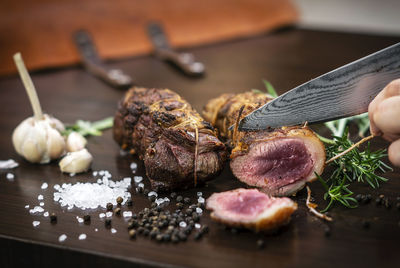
[0,0,297,75]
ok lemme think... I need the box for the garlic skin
[12,114,66,164]
[59,148,93,174]
[66,132,87,152]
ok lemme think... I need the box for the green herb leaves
[251,79,278,98]
[63,117,113,137]
[318,127,391,211]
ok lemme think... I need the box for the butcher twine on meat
[114,87,227,192]
[203,91,326,196]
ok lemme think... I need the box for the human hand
[368,79,400,167]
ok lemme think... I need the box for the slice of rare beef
[206,188,297,232]
[114,87,227,192]
[203,91,325,196]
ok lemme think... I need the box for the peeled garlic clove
[59,148,93,174]
[66,132,87,152]
[12,114,66,164]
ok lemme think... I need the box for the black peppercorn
[200,225,209,234]
[364,194,372,204]
[194,232,203,240]
[176,196,183,202]
[114,207,121,216]
[257,239,265,249]
[183,197,191,204]
[170,192,177,199]
[129,229,136,239]
[83,214,91,223]
[127,221,136,230]
[106,203,113,211]
[362,220,370,229]
[126,198,133,207]
[156,234,163,242]
[50,213,57,223]
[185,208,193,216]
[163,234,171,242]
[324,226,331,237]
[150,230,157,239]
[116,196,123,205]
[355,194,363,202]
[178,232,187,241]
[171,235,179,243]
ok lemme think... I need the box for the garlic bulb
[66,132,87,152]
[12,53,67,164]
[12,114,66,163]
[59,148,93,173]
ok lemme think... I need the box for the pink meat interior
[214,189,272,219]
[231,138,313,189]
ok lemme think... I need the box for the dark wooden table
[0,28,399,268]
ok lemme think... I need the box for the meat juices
[203,91,325,196]
[113,87,227,192]
[206,188,297,231]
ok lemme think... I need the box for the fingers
[388,139,400,167]
[372,96,400,141]
[369,79,400,138]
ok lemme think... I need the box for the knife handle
[147,22,205,77]
[73,30,133,89]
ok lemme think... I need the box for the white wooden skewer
[13,52,43,120]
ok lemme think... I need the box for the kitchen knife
[73,30,133,89]
[237,42,400,131]
[147,22,205,77]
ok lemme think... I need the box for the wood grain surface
[0,29,400,268]
[0,0,297,75]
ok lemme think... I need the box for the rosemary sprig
[318,127,392,211]
[63,117,114,137]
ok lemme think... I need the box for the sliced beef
[206,188,297,232]
[114,87,227,192]
[203,91,325,196]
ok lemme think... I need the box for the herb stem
[306,186,333,221]
[325,134,374,165]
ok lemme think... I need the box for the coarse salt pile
[53,177,131,210]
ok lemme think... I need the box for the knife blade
[238,42,400,131]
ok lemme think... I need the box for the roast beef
[206,188,297,232]
[203,91,325,196]
[114,87,227,191]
